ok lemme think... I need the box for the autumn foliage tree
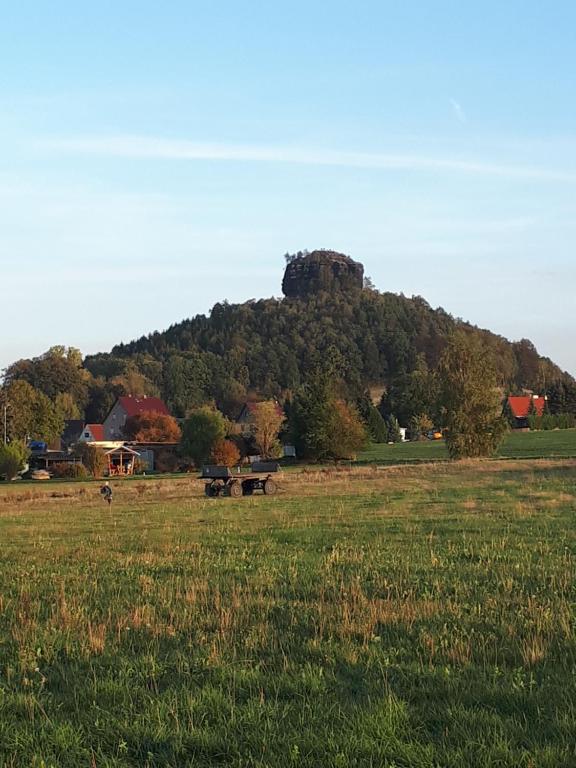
[248,402,285,458]
[123,411,181,442]
[210,439,241,466]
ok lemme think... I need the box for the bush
[0,442,29,481]
[154,449,179,473]
[75,444,107,477]
[527,413,576,431]
[50,462,89,479]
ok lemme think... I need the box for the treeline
[91,290,570,419]
[1,290,574,447]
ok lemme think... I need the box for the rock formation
[282,250,364,298]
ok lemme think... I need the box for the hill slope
[85,251,570,418]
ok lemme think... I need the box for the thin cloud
[450,98,467,124]
[42,136,576,182]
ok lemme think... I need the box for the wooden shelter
[104,445,140,476]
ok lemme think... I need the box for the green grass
[498,428,576,458]
[359,428,576,464]
[0,462,575,767]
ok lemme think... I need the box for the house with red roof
[507,394,546,428]
[78,423,106,443]
[103,396,170,440]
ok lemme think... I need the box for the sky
[1,1,575,375]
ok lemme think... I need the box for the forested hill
[82,251,570,420]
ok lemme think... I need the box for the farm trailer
[201,463,280,498]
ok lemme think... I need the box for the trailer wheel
[229,480,242,498]
[263,478,277,495]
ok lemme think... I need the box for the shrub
[50,462,89,479]
[75,444,107,477]
[0,442,29,481]
[528,413,576,431]
[154,449,179,473]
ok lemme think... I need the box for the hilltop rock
[282,250,364,298]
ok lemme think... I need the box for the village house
[235,401,284,437]
[507,394,546,429]
[103,395,170,440]
[78,423,105,443]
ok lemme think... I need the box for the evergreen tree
[386,415,402,443]
[290,371,368,460]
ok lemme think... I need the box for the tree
[180,407,227,467]
[0,380,64,443]
[75,444,107,478]
[0,442,29,481]
[290,371,337,461]
[386,414,402,443]
[408,413,434,441]
[110,368,158,398]
[330,400,369,459]
[356,392,388,443]
[290,371,368,461]
[123,411,181,442]
[163,353,210,417]
[3,347,89,413]
[210,439,241,466]
[248,402,285,458]
[438,332,507,459]
[55,392,82,420]
[380,358,439,427]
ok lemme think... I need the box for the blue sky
[1,1,575,374]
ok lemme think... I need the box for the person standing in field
[100,482,113,507]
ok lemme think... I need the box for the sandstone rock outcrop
[282,250,364,298]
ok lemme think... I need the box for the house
[78,423,105,443]
[236,401,284,436]
[507,394,546,429]
[103,396,170,440]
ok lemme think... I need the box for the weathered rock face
[282,250,364,298]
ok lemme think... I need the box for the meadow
[0,460,575,767]
[358,428,576,464]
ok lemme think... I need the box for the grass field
[358,428,576,464]
[0,461,575,767]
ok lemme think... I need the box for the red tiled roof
[118,396,170,417]
[508,395,546,419]
[86,424,105,441]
